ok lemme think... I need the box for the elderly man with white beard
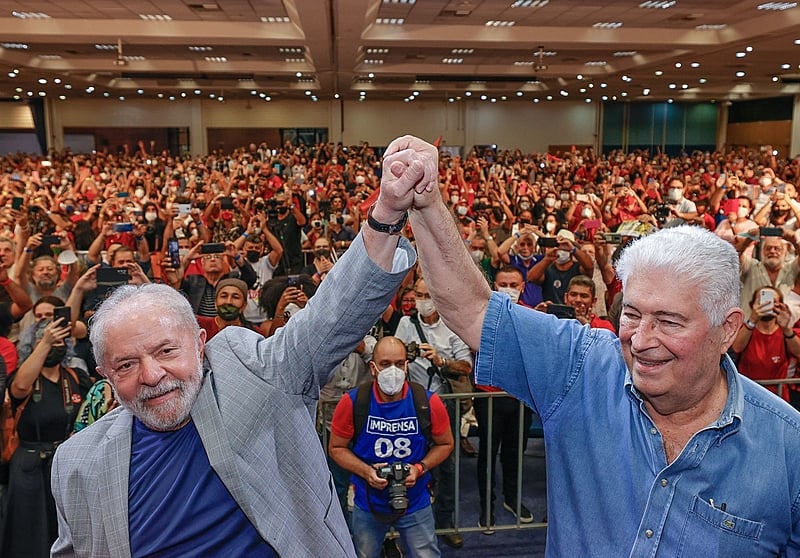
[739,231,800,312]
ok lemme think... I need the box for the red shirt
[196,316,264,341]
[737,327,790,401]
[590,315,617,334]
[330,383,450,439]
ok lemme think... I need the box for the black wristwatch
[367,204,408,235]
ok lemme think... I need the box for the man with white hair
[405,134,800,557]
[48,135,436,558]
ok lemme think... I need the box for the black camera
[265,198,279,218]
[377,462,410,512]
[654,203,671,225]
[406,341,421,361]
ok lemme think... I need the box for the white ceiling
[1,0,800,103]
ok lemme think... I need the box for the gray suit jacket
[50,234,416,557]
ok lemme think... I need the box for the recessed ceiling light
[452,48,474,54]
[773,76,780,82]
[757,2,797,10]
[593,22,623,28]
[485,20,516,26]
[669,83,677,89]
[699,78,707,84]
[38,78,47,84]
[11,11,50,19]
[782,63,792,69]
[40,54,62,60]
[675,62,682,68]
[516,91,523,97]
[1,43,28,49]
[695,24,727,30]
[189,46,212,52]
[139,14,172,21]
[363,59,383,65]
[585,61,608,67]
[261,16,290,23]
[639,0,675,7]
[465,91,472,96]
[511,0,549,7]
[614,51,638,57]
[746,46,754,52]
[736,71,746,77]
[643,88,651,95]
[442,58,463,64]
[204,56,227,62]
[655,70,663,76]
[736,52,746,58]
[690,62,700,68]
[95,44,117,51]
[279,47,303,54]
[376,18,405,24]
[514,61,535,66]
[366,48,389,54]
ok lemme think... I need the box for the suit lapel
[99,409,134,558]
[190,372,251,517]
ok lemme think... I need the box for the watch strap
[367,204,408,235]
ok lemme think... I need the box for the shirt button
[661,478,668,487]
[645,529,654,538]
[650,427,658,435]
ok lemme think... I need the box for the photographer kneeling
[329,336,454,558]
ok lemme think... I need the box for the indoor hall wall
[341,99,465,148]
[463,101,599,153]
[13,97,600,155]
[340,99,599,153]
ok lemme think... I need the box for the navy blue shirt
[129,419,277,557]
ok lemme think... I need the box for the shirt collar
[624,353,743,429]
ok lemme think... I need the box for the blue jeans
[352,505,440,558]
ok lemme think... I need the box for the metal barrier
[320,375,800,539]
[319,389,546,538]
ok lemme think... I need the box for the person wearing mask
[196,278,263,340]
[329,336,453,558]
[233,217,284,326]
[496,230,544,307]
[1,301,90,558]
[662,178,698,226]
[528,229,594,304]
[732,286,800,402]
[394,278,472,549]
[474,266,535,533]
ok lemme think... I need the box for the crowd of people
[0,135,800,556]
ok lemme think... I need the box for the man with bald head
[329,336,454,558]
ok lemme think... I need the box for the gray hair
[616,225,740,326]
[89,283,200,370]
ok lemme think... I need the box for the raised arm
[404,138,491,350]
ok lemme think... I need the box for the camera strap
[365,483,408,524]
[409,313,439,390]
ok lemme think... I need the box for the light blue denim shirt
[476,293,800,557]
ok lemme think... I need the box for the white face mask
[145,211,158,222]
[737,206,750,219]
[581,208,593,219]
[456,206,468,216]
[470,249,484,263]
[556,250,572,265]
[376,365,406,396]
[497,286,521,304]
[415,298,436,318]
[134,188,145,199]
[178,248,189,258]
[760,176,773,188]
[667,188,683,202]
[355,175,366,184]
[545,222,556,233]
[519,202,531,211]
[544,197,556,208]
[450,194,460,204]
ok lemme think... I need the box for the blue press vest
[349,385,431,515]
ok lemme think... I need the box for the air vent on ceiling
[187,3,221,10]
